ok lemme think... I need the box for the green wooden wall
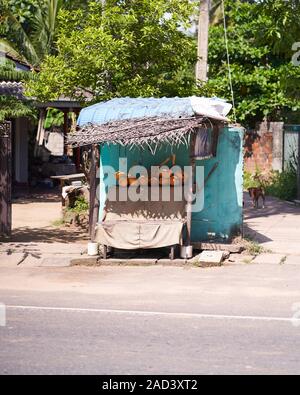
[98,126,244,242]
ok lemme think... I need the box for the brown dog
[248,187,265,209]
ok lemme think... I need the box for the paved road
[1,263,300,375]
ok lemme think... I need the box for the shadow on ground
[243,192,300,245]
[1,226,89,244]
[244,192,300,220]
[243,224,273,244]
[12,191,61,204]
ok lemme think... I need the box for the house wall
[98,126,244,242]
[244,122,284,173]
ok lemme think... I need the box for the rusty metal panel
[0,121,12,237]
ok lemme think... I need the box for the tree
[0,59,36,121]
[0,95,36,121]
[197,0,300,126]
[26,0,198,102]
[0,58,34,81]
[0,0,63,67]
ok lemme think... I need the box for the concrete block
[101,258,157,266]
[39,257,73,267]
[157,259,188,266]
[197,251,224,265]
[70,257,99,266]
[192,242,243,253]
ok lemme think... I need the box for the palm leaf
[0,39,27,62]
[0,0,39,66]
[31,0,62,61]
[210,0,223,26]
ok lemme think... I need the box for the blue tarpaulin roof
[70,96,232,148]
[77,97,195,127]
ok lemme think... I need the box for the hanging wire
[221,0,237,123]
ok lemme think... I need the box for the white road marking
[5,305,300,324]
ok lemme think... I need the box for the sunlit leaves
[27,0,197,102]
[197,0,300,126]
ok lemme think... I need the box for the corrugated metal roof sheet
[77,96,232,127]
[0,81,25,99]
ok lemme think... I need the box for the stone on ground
[197,251,224,265]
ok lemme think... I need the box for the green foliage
[197,0,300,126]
[44,108,64,128]
[68,196,89,213]
[0,95,37,121]
[4,0,300,128]
[0,0,63,67]
[0,59,36,121]
[244,165,297,201]
[0,0,79,122]
[26,0,197,102]
[265,168,297,201]
[244,170,260,190]
[0,59,34,81]
[61,0,89,12]
[244,237,265,256]
[51,218,64,227]
[244,168,268,190]
[6,0,40,24]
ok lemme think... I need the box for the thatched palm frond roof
[69,97,231,150]
[67,115,215,151]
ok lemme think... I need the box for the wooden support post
[60,179,66,207]
[89,144,100,241]
[297,131,300,200]
[212,123,220,157]
[103,245,107,260]
[34,109,46,157]
[169,245,175,261]
[70,109,81,171]
[63,111,68,155]
[186,133,196,246]
[75,147,81,172]
[0,121,12,238]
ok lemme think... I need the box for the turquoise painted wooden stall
[73,97,244,246]
[98,126,244,243]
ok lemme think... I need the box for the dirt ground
[10,191,88,244]
[1,190,300,265]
